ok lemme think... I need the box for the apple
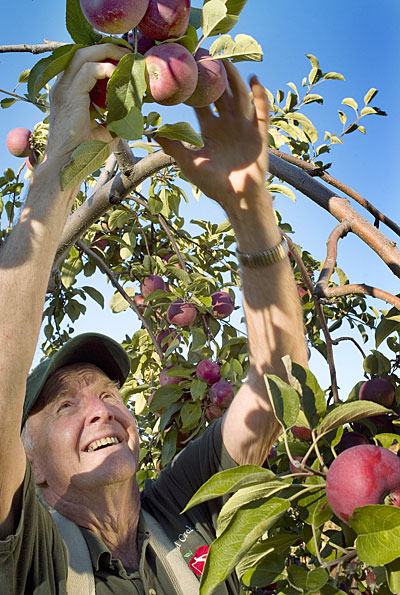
[296,283,308,298]
[139,0,190,41]
[128,30,155,54]
[196,360,221,384]
[211,291,235,319]
[140,274,166,297]
[205,403,223,421]
[268,445,278,459]
[88,58,120,110]
[336,431,369,454]
[25,151,40,171]
[156,328,180,352]
[167,299,197,327]
[80,0,150,34]
[291,426,312,442]
[159,365,185,386]
[209,381,234,408]
[133,293,147,314]
[145,43,198,106]
[91,232,108,251]
[6,127,32,157]
[185,49,228,108]
[289,455,305,475]
[359,377,395,408]
[326,444,400,523]
[162,253,183,269]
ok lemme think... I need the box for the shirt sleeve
[0,459,68,595]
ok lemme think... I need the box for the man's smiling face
[25,363,140,502]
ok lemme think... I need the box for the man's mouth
[86,436,121,452]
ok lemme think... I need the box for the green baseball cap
[23,333,131,428]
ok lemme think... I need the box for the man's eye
[57,401,72,412]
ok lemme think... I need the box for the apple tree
[1,0,400,593]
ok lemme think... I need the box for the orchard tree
[1,0,400,593]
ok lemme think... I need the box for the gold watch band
[236,237,289,268]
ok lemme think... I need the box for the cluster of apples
[157,358,234,420]
[81,0,228,108]
[136,273,235,351]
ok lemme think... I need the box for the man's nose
[85,396,115,424]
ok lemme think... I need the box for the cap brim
[23,333,131,427]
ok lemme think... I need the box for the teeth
[86,436,119,452]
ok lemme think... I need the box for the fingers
[224,61,252,119]
[63,43,130,81]
[250,75,269,140]
[193,105,216,135]
[154,135,193,165]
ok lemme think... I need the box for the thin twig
[76,239,164,360]
[0,88,47,109]
[316,221,352,291]
[331,336,367,360]
[0,41,67,54]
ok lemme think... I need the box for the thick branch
[268,153,400,279]
[0,42,66,54]
[270,148,400,238]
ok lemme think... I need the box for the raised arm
[156,64,309,466]
[0,44,127,538]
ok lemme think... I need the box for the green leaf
[338,110,347,125]
[156,122,204,147]
[66,0,102,44]
[361,106,379,116]
[201,0,228,37]
[385,557,400,594]
[161,427,177,466]
[182,466,273,512]
[291,363,327,427]
[297,487,332,528]
[286,112,318,143]
[375,309,400,347]
[342,97,358,111]
[149,385,183,412]
[189,7,202,29]
[109,286,136,313]
[61,140,111,190]
[180,402,202,431]
[303,93,323,105]
[306,54,319,69]
[317,401,393,436]
[267,183,296,201]
[199,498,289,595]
[308,66,321,85]
[288,565,329,592]
[350,505,400,565]
[323,71,345,81]
[217,479,291,536]
[18,69,31,83]
[264,374,300,430]
[107,107,144,140]
[364,87,378,105]
[363,350,391,375]
[1,98,17,109]
[209,34,263,62]
[236,534,296,580]
[82,285,105,308]
[28,44,84,98]
[190,378,207,400]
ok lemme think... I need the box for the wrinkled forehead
[32,363,118,413]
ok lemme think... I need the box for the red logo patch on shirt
[189,545,210,576]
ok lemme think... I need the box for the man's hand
[155,62,269,216]
[46,44,130,164]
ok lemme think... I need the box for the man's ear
[26,451,47,486]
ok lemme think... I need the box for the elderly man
[0,44,307,594]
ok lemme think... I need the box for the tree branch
[76,239,164,360]
[0,41,66,54]
[316,221,352,291]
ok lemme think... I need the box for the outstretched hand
[46,44,129,164]
[155,62,269,215]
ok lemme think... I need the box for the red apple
[296,283,308,298]
[326,444,400,523]
[133,293,147,314]
[162,253,183,269]
[89,58,119,110]
[156,328,180,352]
[291,426,312,442]
[145,43,198,106]
[359,377,395,408]
[139,0,190,41]
[128,30,155,54]
[159,365,185,386]
[185,49,228,108]
[209,381,234,408]
[91,232,108,251]
[25,151,40,171]
[140,274,166,297]
[337,431,369,454]
[205,403,223,420]
[268,445,278,459]
[196,360,221,384]
[6,127,32,157]
[80,0,150,34]
[211,291,235,319]
[167,299,197,327]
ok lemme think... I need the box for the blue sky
[0,0,399,395]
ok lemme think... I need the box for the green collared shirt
[0,419,240,594]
